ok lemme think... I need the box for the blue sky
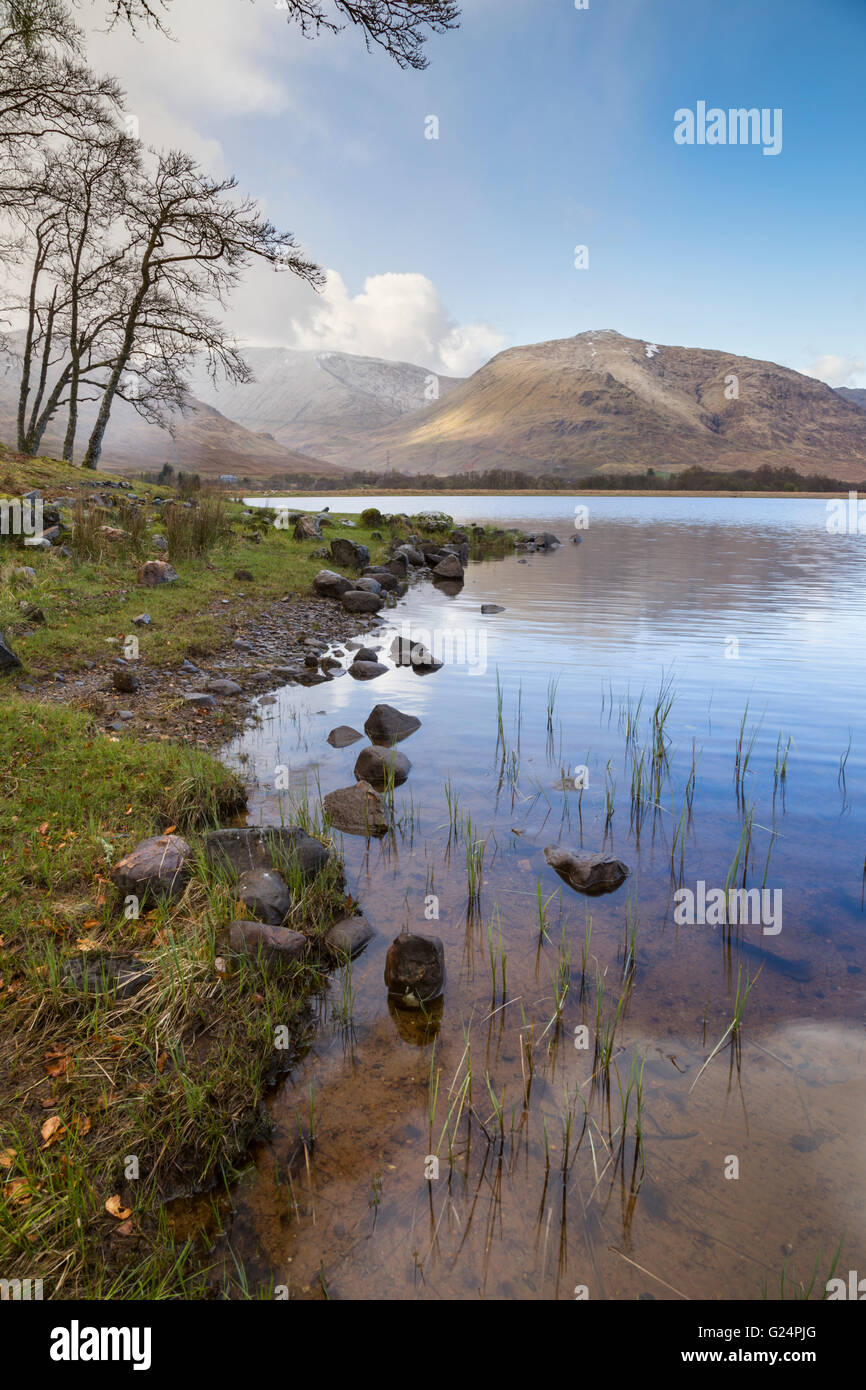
[87,0,866,381]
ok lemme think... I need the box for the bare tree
[81,148,324,468]
[103,0,460,68]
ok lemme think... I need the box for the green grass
[0,699,346,1299]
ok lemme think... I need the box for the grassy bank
[0,699,350,1298]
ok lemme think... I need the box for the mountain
[836,388,866,412]
[0,344,347,479]
[187,347,463,460]
[310,330,866,481]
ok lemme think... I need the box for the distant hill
[836,387,866,412]
[188,347,463,460]
[308,330,866,481]
[0,343,347,479]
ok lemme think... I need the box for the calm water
[186,496,866,1300]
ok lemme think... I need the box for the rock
[183,693,216,708]
[110,833,191,902]
[312,569,353,599]
[389,635,441,671]
[329,537,370,569]
[138,560,178,587]
[327,725,363,748]
[354,745,411,788]
[432,553,464,580]
[233,568,254,582]
[348,660,388,680]
[11,566,36,585]
[412,510,453,531]
[384,554,408,577]
[323,781,390,837]
[98,525,126,543]
[543,845,630,896]
[364,703,421,745]
[293,515,321,541]
[228,920,306,966]
[111,668,140,694]
[341,590,383,613]
[324,915,374,960]
[384,932,445,1009]
[132,612,151,626]
[571,535,582,545]
[481,604,505,614]
[533,532,562,550]
[352,576,383,595]
[205,678,242,696]
[151,534,168,551]
[0,631,22,670]
[236,868,292,926]
[304,653,320,667]
[206,826,330,880]
[61,953,152,1000]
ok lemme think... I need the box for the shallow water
[186,496,866,1300]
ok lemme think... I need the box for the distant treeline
[232,464,863,494]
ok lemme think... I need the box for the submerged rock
[364,703,421,745]
[110,833,191,902]
[480,604,505,614]
[544,844,630,896]
[432,553,464,580]
[385,932,445,1009]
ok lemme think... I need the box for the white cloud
[286,269,506,374]
[803,354,866,389]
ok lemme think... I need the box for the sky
[82,0,866,383]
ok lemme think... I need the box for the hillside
[312,331,866,481]
[188,346,463,459]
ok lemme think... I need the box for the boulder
[329,537,370,569]
[341,590,383,614]
[138,560,178,587]
[61,953,152,1000]
[205,678,242,696]
[352,576,384,595]
[544,845,630,896]
[412,511,453,531]
[236,868,292,925]
[534,532,562,550]
[312,567,353,600]
[206,826,329,880]
[364,703,421,745]
[384,932,445,1009]
[324,915,374,960]
[110,833,191,902]
[432,553,464,580]
[228,920,306,966]
[481,604,505,614]
[348,660,388,680]
[0,631,22,671]
[183,692,216,708]
[385,553,409,577]
[354,745,410,788]
[352,646,379,663]
[323,781,390,837]
[327,725,363,748]
[293,515,321,541]
[151,535,168,551]
[112,668,140,695]
[389,636,441,672]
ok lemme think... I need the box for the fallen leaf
[38,822,49,835]
[0,1148,16,1167]
[40,1095,58,1108]
[40,1116,66,1147]
[115,1219,135,1237]
[44,1054,72,1079]
[72,1116,92,1137]
[76,937,100,951]
[105,1195,132,1220]
[82,918,100,930]
[6,1178,39,1205]
[164,824,176,834]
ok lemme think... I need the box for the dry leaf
[72,1115,92,1137]
[0,1147,16,1167]
[105,1194,132,1220]
[164,824,176,834]
[6,1178,39,1205]
[44,1054,72,1079]
[40,1095,58,1108]
[115,1219,135,1237]
[82,918,100,930]
[38,822,49,835]
[76,937,100,952]
[40,1116,66,1147]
